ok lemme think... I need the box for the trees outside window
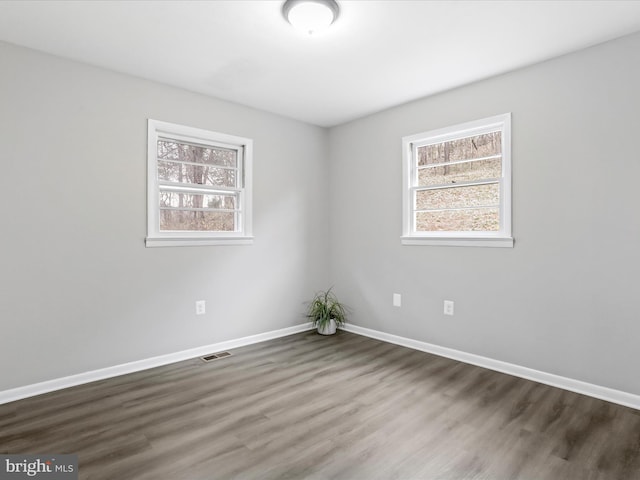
[402,114,513,247]
[146,120,253,247]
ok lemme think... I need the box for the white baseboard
[5,321,639,411]
[0,322,314,406]
[341,323,640,411]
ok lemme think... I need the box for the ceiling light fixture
[283,0,340,35]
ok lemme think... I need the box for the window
[146,119,253,247]
[402,113,513,247]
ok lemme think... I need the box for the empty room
[1,1,640,479]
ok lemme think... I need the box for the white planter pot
[317,318,337,335]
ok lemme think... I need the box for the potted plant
[306,288,348,335]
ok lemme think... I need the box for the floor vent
[201,351,232,362]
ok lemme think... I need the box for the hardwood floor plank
[1,330,640,479]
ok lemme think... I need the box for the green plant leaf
[305,287,348,327]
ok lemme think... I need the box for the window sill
[401,236,514,248]
[145,236,254,247]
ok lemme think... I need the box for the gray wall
[0,42,329,391]
[3,31,640,398]
[328,32,640,395]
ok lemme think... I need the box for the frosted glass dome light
[283,0,340,35]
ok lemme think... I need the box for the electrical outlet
[444,300,454,316]
[393,293,402,307]
[195,300,206,315]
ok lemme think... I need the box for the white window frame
[401,113,513,248]
[146,119,253,247]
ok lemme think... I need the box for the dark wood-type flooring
[1,331,640,479]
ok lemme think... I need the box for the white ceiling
[1,1,640,127]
